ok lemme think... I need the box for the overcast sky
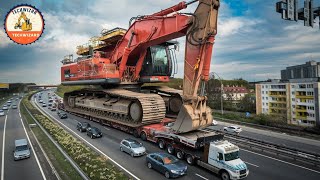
[0,0,319,84]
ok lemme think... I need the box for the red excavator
[60,0,220,134]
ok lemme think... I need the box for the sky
[0,0,319,84]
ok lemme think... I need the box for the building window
[266,85,268,88]
[262,97,265,100]
[266,103,268,106]
[263,103,265,106]
[262,85,264,88]
[262,91,264,94]
[266,97,268,100]
[292,105,295,108]
[292,92,295,95]
[266,91,268,94]
[292,98,295,101]
[291,85,295,88]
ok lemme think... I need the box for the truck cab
[206,141,249,180]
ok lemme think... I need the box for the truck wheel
[167,144,174,154]
[176,150,184,160]
[186,154,195,165]
[140,131,147,141]
[158,140,165,149]
[221,171,230,180]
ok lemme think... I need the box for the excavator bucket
[170,99,213,133]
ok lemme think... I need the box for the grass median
[20,98,83,180]
[22,93,129,180]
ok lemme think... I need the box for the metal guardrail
[22,102,90,180]
[202,128,320,168]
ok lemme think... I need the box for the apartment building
[256,78,320,127]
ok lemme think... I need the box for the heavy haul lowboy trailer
[58,101,249,180]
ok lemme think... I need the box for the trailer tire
[133,129,139,138]
[158,140,165,149]
[186,154,195,165]
[220,170,230,180]
[176,150,184,160]
[167,144,174,154]
[140,131,147,141]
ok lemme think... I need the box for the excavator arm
[14,12,32,31]
[111,0,220,133]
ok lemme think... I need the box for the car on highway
[0,110,4,116]
[51,107,57,111]
[77,122,91,132]
[58,112,68,119]
[42,103,47,107]
[12,105,17,109]
[48,102,52,106]
[2,105,8,110]
[212,120,218,126]
[120,138,146,157]
[7,100,12,104]
[223,125,242,134]
[39,99,43,103]
[86,127,102,139]
[146,152,187,179]
[13,139,30,161]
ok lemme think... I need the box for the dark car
[146,152,187,179]
[86,127,102,139]
[58,112,68,119]
[76,122,91,132]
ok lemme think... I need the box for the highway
[0,98,54,180]
[35,91,320,180]
[210,121,320,154]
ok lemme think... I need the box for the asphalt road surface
[36,91,320,180]
[210,121,320,154]
[0,99,47,180]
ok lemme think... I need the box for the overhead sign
[0,83,9,89]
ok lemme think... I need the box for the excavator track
[64,88,166,127]
[142,86,183,116]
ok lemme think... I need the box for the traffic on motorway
[32,90,320,180]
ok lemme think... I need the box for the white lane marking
[104,127,110,130]
[1,115,7,180]
[19,113,21,118]
[195,173,209,180]
[33,99,140,180]
[242,149,320,174]
[243,161,259,168]
[18,102,47,180]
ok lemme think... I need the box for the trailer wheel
[176,150,184,160]
[220,170,230,180]
[186,154,195,165]
[167,144,174,154]
[133,129,139,138]
[158,140,165,149]
[140,131,147,141]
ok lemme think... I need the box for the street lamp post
[212,72,224,115]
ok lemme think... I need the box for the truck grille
[240,169,247,175]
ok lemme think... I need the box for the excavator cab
[139,42,178,82]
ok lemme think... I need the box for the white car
[39,99,43,103]
[2,105,8,110]
[0,110,4,116]
[42,103,47,107]
[212,120,218,126]
[223,126,242,134]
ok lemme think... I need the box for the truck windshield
[224,151,239,161]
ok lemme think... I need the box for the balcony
[296,109,307,113]
[296,115,307,120]
[295,95,314,99]
[268,92,286,97]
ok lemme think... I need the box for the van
[13,139,31,160]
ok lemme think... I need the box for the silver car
[120,138,146,157]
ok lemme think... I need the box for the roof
[15,139,28,146]
[223,86,249,93]
[150,152,172,158]
[212,141,239,153]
